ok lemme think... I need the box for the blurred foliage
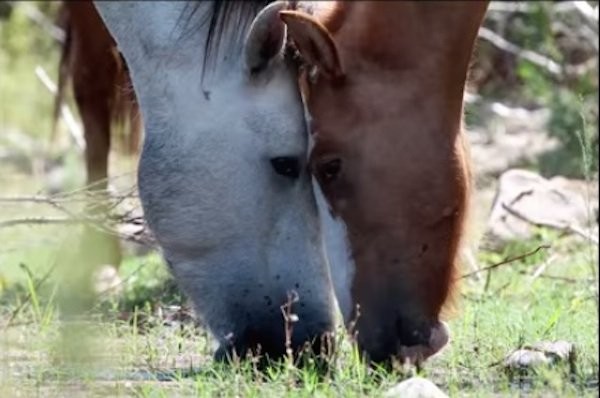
[0,1,598,178]
[0,2,61,139]
[471,1,599,178]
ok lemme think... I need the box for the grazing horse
[281,1,489,364]
[92,1,336,360]
[54,1,141,268]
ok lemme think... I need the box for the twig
[572,1,599,24]
[529,254,557,284]
[0,217,87,228]
[488,2,535,13]
[0,195,91,204]
[478,27,563,76]
[501,202,599,245]
[35,65,85,150]
[0,189,155,247]
[459,244,551,280]
[517,270,593,284]
[479,26,598,79]
[462,247,482,281]
[6,2,65,43]
[280,290,299,365]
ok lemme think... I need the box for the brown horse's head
[281,1,488,364]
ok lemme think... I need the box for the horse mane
[180,1,273,75]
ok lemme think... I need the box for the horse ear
[279,10,343,80]
[244,1,288,74]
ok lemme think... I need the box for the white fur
[304,71,355,325]
[312,177,355,323]
[94,1,335,354]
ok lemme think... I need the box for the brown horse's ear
[279,10,343,80]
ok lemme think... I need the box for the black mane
[179,1,273,74]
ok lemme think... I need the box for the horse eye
[317,158,342,183]
[270,157,301,179]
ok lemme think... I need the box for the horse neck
[329,1,488,136]
[336,2,488,80]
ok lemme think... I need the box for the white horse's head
[93,1,335,360]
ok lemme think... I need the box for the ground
[0,128,597,397]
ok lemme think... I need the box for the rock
[384,377,448,398]
[503,340,576,375]
[504,349,552,369]
[526,340,575,362]
[92,264,123,295]
[466,105,557,181]
[484,169,597,249]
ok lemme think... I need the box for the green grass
[0,173,598,397]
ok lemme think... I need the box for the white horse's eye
[270,156,301,179]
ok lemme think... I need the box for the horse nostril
[395,317,431,347]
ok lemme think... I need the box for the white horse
[92,0,336,360]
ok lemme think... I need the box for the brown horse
[54,1,141,268]
[281,1,489,364]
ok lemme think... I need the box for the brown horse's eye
[317,158,342,183]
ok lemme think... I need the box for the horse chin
[397,321,450,366]
[212,328,333,367]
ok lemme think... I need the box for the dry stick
[0,193,115,237]
[501,202,599,245]
[35,65,85,150]
[487,2,535,13]
[6,2,66,43]
[0,195,92,204]
[459,244,551,280]
[478,27,562,76]
[0,213,154,246]
[0,217,86,228]
[571,1,599,24]
[478,27,598,78]
[529,254,558,284]
[0,183,152,243]
[280,291,299,363]
[517,270,593,284]
[462,247,483,281]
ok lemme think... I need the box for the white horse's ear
[279,10,343,80]
[244,1,288,74]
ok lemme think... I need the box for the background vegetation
[0,2,598,397]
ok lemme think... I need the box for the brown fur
[283,1,488,363]
[53,1,142,269]
[53,1,141,189]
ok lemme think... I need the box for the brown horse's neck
[332,2,488,82]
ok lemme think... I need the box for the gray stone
[485,169,597,249]
[504,340,577,373]
[384,377,448,398]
